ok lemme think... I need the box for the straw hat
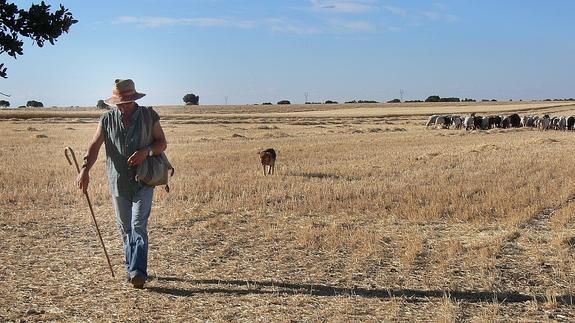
[104,79,146,105]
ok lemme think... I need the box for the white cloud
[264,18,322,34]
[112,1,457,35]
[419,2,457,23]
[421,11,457,23]
[114,15,323,34]
[328,19,374,32]
[310,0,379,13]
[113,16,255,28]
[381,5,407,17]
[432,2,449,11]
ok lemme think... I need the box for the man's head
[104,79,145,106]
[116,101,136,111]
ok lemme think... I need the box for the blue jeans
[112,185,154,279]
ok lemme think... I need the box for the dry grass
[1,101,575,321]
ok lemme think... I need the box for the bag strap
[139,106,174,192]
[139,106,154,146]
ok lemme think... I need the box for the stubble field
[2,101,575,321]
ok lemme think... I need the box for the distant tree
[324,100,338,104]
[26,100,43,107]
[0,1,77,78]
[425,95,461,102]
[387,99,401,103]
[96,99,109,109]
[183,93,199,105]
[440,97,460,102]
[0,100,9,107]
[491,99,497,102]
[425,95,441,102]
[277,100,290,105]
[347,99,378,104]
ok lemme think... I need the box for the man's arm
[127,120,168,167]
[77,123,104,192]
[149,120,167,154]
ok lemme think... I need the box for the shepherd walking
[77,79,167,289]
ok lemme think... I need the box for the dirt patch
[469,144,499,153]
[533,138,561,144]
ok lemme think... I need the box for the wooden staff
[65,146,115,277]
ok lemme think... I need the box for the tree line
[1,94,573,109]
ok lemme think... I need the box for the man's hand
[127,148,149,167]
[77,168,90,193]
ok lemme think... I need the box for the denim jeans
[111,185,154,279]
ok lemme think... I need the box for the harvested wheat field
[3,101,575,321]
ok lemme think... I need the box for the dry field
[2,101,575,321]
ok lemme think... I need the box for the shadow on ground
[288,172,361,181]
[147,276,575,305]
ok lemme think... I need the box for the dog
[258,148,276,175]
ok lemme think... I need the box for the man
[77,79,167,289]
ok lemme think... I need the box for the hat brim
[104,92,146,105]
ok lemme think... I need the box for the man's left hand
[127,148,148,167]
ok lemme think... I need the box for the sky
[1,0,575,107]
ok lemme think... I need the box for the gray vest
[100,105,159,198]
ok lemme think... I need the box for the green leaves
[0,1,78,78]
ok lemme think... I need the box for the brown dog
[258,148,276,175]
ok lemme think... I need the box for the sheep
[488,115,502,128]
[567,116,575,130]
[426,115,439,128]
[452,116,463,129]
[509,114,521,127]
[558,116,567,131]
[537,117,551,131]
[463,115,475,130]
[258,148,277,175]
[481,117,490,130]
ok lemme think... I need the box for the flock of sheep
[426,113,575,131]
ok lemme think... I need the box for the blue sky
[2,0,574,106]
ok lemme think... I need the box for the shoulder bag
[135,106,175,192]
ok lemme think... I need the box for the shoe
[130,273,146,289]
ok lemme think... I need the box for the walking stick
[65,147,115,277]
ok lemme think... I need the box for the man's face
[117,102,135,110]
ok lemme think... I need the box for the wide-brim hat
[104,79,146,105]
